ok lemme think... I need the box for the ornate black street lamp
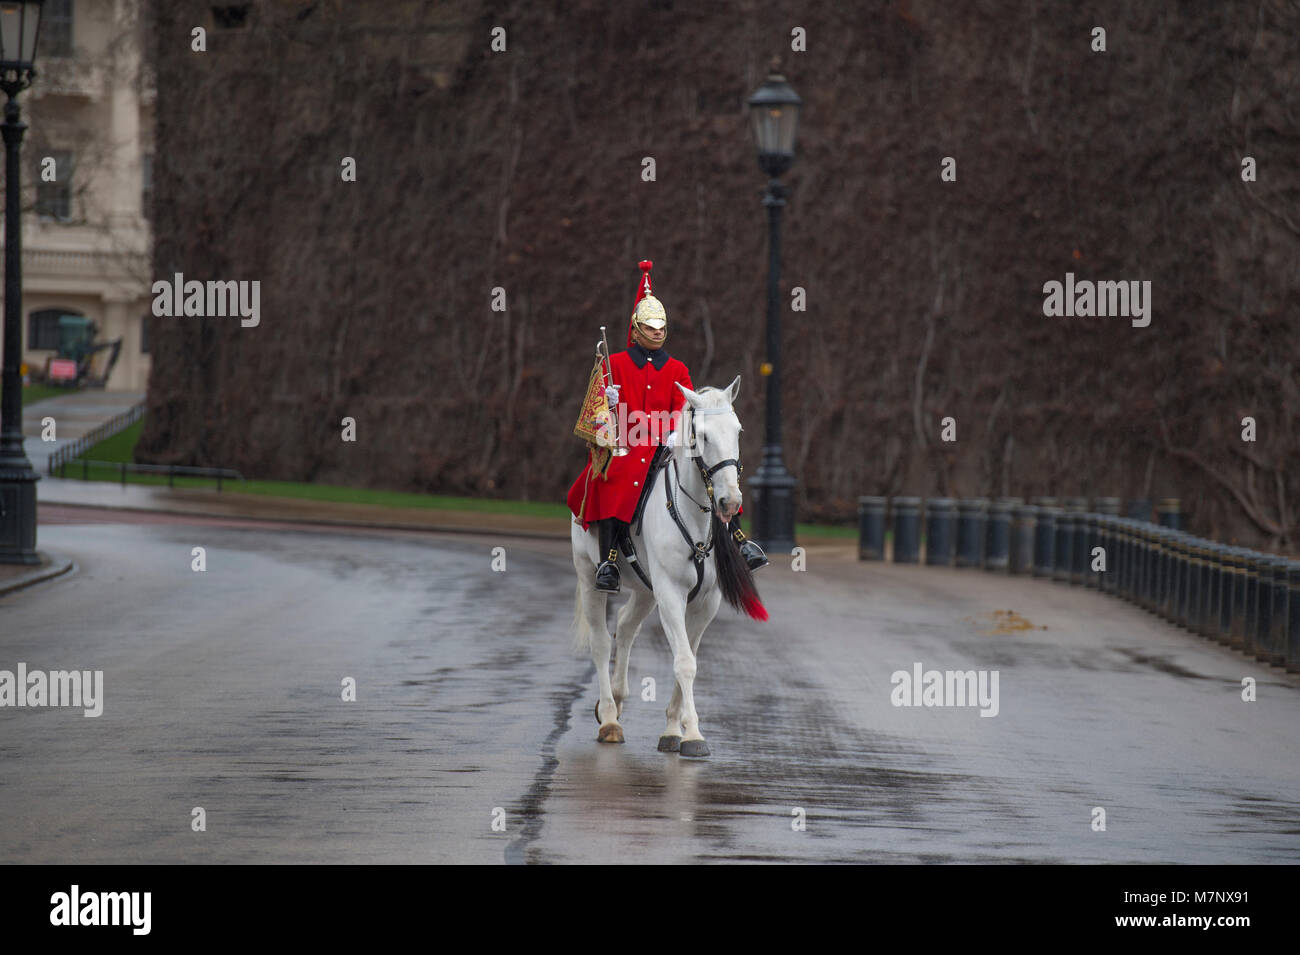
[0,1,43,564]
[746,71,801,556]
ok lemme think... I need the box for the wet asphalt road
[3,510,1299,864]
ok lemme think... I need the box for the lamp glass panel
[774,106,798,153]
[751,107,780,155]
[0,4,21,62]
[20,0,38,61]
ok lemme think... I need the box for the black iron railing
[47,401,146,475]
[46,402,243,490]
[58,459,244,490]
[858,496,1299,673]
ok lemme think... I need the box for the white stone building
[2,0,153,392]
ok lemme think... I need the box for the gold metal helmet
[634,294,666,329]
[627,260,667,346]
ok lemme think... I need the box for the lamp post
[746,71,801,556]
[0,0,43,565]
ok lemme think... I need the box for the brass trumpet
[596,325,629,456]
[573,325,628,464]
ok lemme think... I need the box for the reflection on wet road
[4,514,1298,863]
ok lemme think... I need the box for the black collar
[628,342,670,370]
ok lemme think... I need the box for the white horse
[571,376,766,758]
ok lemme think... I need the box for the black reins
[663,406,742,601]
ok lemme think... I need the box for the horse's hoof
[678,739,710,758]
[597,723,625,744]
[657,735,682,752]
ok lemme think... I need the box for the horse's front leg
[655,586,708,757]
[671,588,721,756]
[659,681,684,752]
[612,588,654,721]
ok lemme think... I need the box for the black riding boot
[594,519,621,593]
[731,515,769,571]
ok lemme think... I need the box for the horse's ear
[725,375,741,403]
[676,382,701,406]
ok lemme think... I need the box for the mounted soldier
[567,260,768,592]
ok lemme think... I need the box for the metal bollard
[1099,515,1117,593]
[1127,498,1153,523]
[1161,531,1179,623]
[1150,527,1167,616]
[1287,560,1300,673]
[1157,526,1175,614]
[1204,543,1224,641]
[892,497,922,563]
[1176,536,1192,631]
[1010,504,1038,575]
[1164,527,1185,615]
[1229,548,1249,650]
[956,498,988,568]
[1053,507,1075,583]
[1185,538,1204,634]
[1243,552,1260,657]
[925,498,957,566]
[1094,496,1122,516]
[1124,519,1140,601]
[1253,554,1275,663]
[1269,557,1289,666]
[1164,532,1181,623]
[858,496,886,561]
[984,498,1018,572]
[1176,535,1194,629]
[1196,540,1214,638]
[1114,518,1130,599]
[1034,506,1060,578]
[1216,546,1237,646]
[1071,509,1092,582]
[1064,499,1084,583]
[1082,513,1100,588]
[1137,523,1154,610]
[1202,542,1221,640]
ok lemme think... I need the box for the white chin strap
[635,325,666,347]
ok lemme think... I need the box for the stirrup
[595,549,621,592]
[735,531,769,571]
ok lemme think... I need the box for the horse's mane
[676,386,767,622]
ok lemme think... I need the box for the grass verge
[65,417,859,538]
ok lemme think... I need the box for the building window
[141,315,150,354]
[28,309,80,351]
[210,5,250,30]
[36,150,74,221]
[42,0,74,57]
[141,153,153,215]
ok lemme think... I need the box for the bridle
[685,406,742,504]
[663,403,742,601]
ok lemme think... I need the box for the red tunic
[567,344,693,529]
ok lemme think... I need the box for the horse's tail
[713,514,768,621]
[571,581,591,653]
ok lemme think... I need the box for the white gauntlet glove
[604,385,620,407]
[666,430,679,448]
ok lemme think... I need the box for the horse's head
[675,376,743,523]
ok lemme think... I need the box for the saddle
[632,443,673,536]
[618,444,673,590]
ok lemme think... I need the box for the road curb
[0,549,76,597]
[40,499,575,541]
